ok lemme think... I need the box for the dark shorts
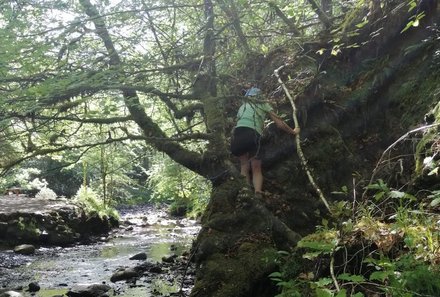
[230,127,263,159]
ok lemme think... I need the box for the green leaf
[316,48,326,55]
[374,191,386,201]
[332,186,348,196]
[389,190,405,199]
[355,19,369,28]
[337,273,365,283]
[331,48,341,56]
[430,197,440,207]
[401,21,414,33]
[413,18,419,27]
[346,43,360,49]
[269,272,283,278]
[303,251,323,260]
[316,288,333,297]
[297,240,336,252]
[428,167,439,176]
[369,270,393,281]
[335,289,348,297]
[314,277,333,287]
[408,0,417,12]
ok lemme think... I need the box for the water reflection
[0,205,200,296]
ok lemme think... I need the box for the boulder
[66,284,111,297]
[28,282,40,292]
[83,212,111,234]
[0,197,118,246]
[13,244,35,255]
[48,229,79,245]
[110,268,138,282]
[149,265,163,273]
[162,254,177,263]
[129,252,147,260]
[0,222,8,236]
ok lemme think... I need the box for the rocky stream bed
[0,202,200,297]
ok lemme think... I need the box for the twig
[274,64,332,213]
[178,242,200,296]
[330,251,341,292]
[352,176,357,219]
[362,123,440,199]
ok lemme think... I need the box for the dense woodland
[1,0,440,296]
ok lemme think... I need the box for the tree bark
[322,0,333,17]
[306,0,332,29]
[269,2,302,35]
[218,0,250,50]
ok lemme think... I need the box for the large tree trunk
[190,178,302,297]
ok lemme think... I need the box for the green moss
[390,60,440,128]
[14,217,40,241]
[204,96,225,132]
[192,244,277,297]
[35,289,68,297]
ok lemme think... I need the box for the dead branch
[274,64,332,213]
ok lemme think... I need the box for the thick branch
[306,0,332,28]
[4,113,133,124]
[274,65,331,213]
[217,0,250,50]
[78,0,207,176]
[269,2,301,35]
[0,136,138,175]
[35,83,200,106]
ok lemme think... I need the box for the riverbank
[0,204,199,296]
[0,195,118,246]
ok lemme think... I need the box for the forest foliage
[0,0,428,198]
[1,0,440,296]
[0,0,353,205]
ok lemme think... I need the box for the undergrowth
[270,181,440,296]
[73,185,119,220]
[269,98,440,297]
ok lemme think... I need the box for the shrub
[35,187,57,200]
[73,186,119,220]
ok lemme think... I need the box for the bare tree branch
[269,2,301,35]
[306,0,332,28]
[78,0,206,176]
[217,0,250,51]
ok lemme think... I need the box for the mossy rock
[191,244,278,297]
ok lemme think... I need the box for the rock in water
[129,252,147,260]
[149,265,163,273]
[13,244,35,255]
[28,282,40,292]
[66,284,111,297]
[110,268,139,282]
[162,254,177,263]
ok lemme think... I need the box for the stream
[0,204,200,296]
